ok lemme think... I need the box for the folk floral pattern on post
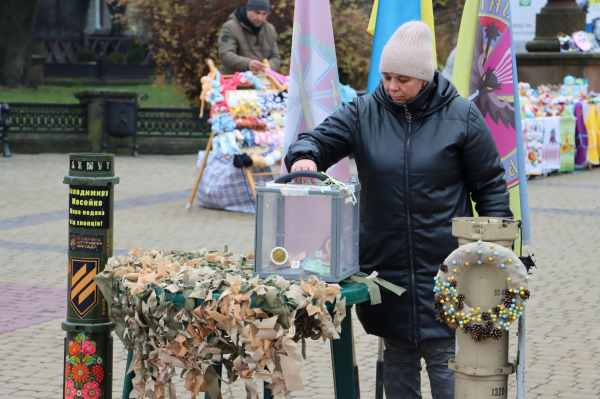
[64,333,104,399]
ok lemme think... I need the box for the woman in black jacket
[285,21,512,399]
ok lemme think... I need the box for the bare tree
[0,0,41,87]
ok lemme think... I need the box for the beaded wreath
[433,240,530,342]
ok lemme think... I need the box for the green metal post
[123,351,133,399]
[204,364,222,399]
[330,305,359,399]
[62,153,119,399]
[264,386,273,399]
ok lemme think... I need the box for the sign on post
[62,154,119,399]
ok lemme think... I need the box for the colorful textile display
[94,247,348,399]
[521,116,582,175]
[559,117,576,173]
[208,91,288,163]
[585,102,600,165]
[517,78,600,173]
[542,117,561,174]
[522,119,544,175]
[575,102,590,169]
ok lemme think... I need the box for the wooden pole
[250,171,280,177]
[261,59,285,91]
[265,74,284,91]
[200,97,206,118]
[243,166,257,197]
[199,59,219,117]
[186,131,215,211]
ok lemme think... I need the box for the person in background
[285,22,512,399]
[218,0,281,75]
[441,47,456,81]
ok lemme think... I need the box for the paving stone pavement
[1,154,599,398]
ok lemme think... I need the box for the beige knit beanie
[379,21,434,81]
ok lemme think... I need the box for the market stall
[186,59,358,214]
[185,60,290,213]
[519,77,600,176]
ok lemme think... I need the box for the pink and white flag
[281,0,350,181]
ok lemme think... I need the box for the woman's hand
[291,159,317,184]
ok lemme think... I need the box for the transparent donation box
[254,176,361,283]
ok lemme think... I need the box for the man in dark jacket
[285,22,512,399]
[218,0,281,75]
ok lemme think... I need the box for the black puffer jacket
[285,71,512,342]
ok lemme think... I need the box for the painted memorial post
[63,154,119,399]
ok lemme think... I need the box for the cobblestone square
[0,154,599,398]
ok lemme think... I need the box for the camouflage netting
[94,247,347,399]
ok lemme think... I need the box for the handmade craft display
[94,247,347,399]
[433,241,530,342]
[195,56,290,172]
[518,78,600,175]
[210,91,287,164]
[518,78,590,120]
[206,78,287,168]
[559,116,576,173]
[522,118,545,175]
[191,60,292,213]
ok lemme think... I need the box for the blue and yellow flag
[367,0,437,93]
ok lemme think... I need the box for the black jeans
[383,337,455,399]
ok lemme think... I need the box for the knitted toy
[236,117,266,131]
[272,113,285,127]
[211,134,224,156]
[232,129,244,145]
[271,127,285,149]
[250,153,267,168]
[211,131,241,157]
[254,131,267,147]
[225,131,241,154]
[210,114,237,134]
[208,80,224,105]
[240,129,255,147]
[201,76,214,103]
[246,71,264,90]
[263,150,281,166]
